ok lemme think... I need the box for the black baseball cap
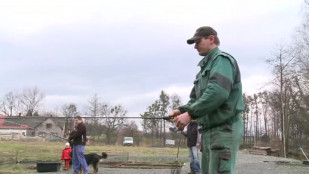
[187,26,217,44]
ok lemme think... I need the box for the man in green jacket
[169,26,244,174]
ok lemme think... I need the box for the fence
[0,116,188,148]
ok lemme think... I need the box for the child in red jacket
[61,142,72,170]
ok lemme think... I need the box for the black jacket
[182,122,200,147]
[69,123,87,146]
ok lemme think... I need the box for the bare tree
[289,0,309,149]
[89,94,99,117]
[19,87,44,116]
[0,92,18,116]
[122,121,139,137]
[101,104,126,144]
[241,2,309,153]
[170,94,182,110]
[252,94,260,146]
[62,103,77,137]
[242,94,250,143]
[62,103,78,118]
[158,91,169,146]
[266,46,295,158]
[258,91,270,138]
[88,93,100,124]
[293,1,309,104]
[87,94,107,142]
[121,121,142,145]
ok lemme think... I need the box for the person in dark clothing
[182,120,201,174]
[69,116,88,174]
[68,126,77,149]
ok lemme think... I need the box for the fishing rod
[0,116,174,120]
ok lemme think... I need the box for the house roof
[0,115,30,129]
[0,115,66,130]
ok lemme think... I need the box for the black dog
[70,151,108,174]
[84,152,108,174]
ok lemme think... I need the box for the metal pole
[300,147,309,162]
[0,116,173,120]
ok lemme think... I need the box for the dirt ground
[100,153,309,174]
[27,151,308,174]
[235,152,309,174]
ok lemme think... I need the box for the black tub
[37,162,61,172]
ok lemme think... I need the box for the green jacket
[178,47,244,130]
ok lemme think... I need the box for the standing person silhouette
[181,120,201,174]
[169,26,244,174]
[69,116,88,174]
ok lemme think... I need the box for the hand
[172,112,191,131]
[196,143,201,149]
[167,110,181,122]
[168,110,181,117]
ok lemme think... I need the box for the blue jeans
[72,145,88,174]
[189,146,201,174]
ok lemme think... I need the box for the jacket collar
[197,47,219,68]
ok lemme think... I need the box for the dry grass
[0,140,188,173]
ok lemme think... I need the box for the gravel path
[235,152,309,174]
[98,152,309,174]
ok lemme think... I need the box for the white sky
[0,0,305,117]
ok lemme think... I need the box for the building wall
[35,118,63,140]
[0,129,27,140]
[27,129,35,137]
[0,129,27,135]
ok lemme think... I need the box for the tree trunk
[280,56,287,158]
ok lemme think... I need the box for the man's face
[194,35,215,56]
[74,119,81,125]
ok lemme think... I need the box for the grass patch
[0,140,189,173]
[0,163,34,174]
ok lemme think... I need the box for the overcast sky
[0,0,305,117]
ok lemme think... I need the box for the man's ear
[209,35,215,43]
